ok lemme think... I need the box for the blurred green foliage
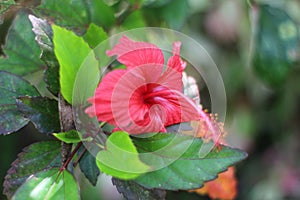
[1,0,300,199]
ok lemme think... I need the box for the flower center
[142,84,169,104]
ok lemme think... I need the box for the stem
[73,146,86,168]
[60,142,82,172]
[58,93,74,165]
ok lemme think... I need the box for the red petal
[167,41,186,72]
[106,36,165,68]
[157,42,186,92]
[158,64,183,92]
[85,69,127,125]
[127,104,166,134]
[150,89,201,126]
[110,64,166,134]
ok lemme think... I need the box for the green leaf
[0,106,27,135]
[0,10,44,75]
[83,23,108,49]
[96,131,150,180]
[37,0,115,31]
[16,97,60,134]
[37,0,88,30]
[0,71,40,135]
[142,0,172,7]
[122,10,146,29]
[79,148,100,186]
[3,141,61,199]
[142,0,188,28]
[160,0,189,30]
[29,15,54,51]
[132,133,247,190]
[253,5,299,86]
[87,0,115,29]
[52,25,98,104]
[53,130,88,143]
[72,52,101,106]
[112,178,166,200]
[28,15,60,96]
[12,168,80,200]
[42,51,60,96]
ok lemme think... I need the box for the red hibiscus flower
[86,36,201,134]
